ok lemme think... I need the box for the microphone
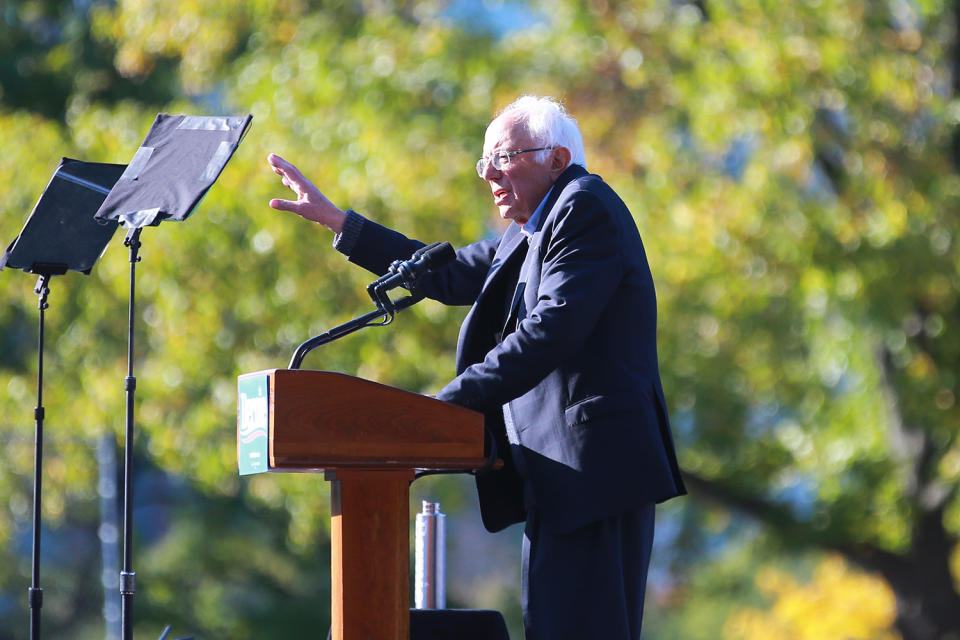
[370,242,456,295]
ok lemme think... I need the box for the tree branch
[681,470,903,572]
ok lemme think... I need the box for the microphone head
[421,241,456,269]
[411,241,441,259]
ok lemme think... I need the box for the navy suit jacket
[343,164,685,533]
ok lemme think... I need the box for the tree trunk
[853,507,960,640]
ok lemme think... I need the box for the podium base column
[328,469,414,640]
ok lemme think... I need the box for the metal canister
[414,501,446,609]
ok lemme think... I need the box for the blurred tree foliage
[725,554,899,640]
[1,0,959,638]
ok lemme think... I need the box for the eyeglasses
[476,147,555,177]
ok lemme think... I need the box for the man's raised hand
[267,153,346,234]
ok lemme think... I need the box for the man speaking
[267,96,685,639]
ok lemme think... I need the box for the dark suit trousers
[521,504,655,640]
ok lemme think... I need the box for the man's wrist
[319,206,347,234]
[332,209,365,255]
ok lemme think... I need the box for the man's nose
[482,159,501,181]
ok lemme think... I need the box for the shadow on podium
[326,609,511,640]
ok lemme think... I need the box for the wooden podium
[237,369,486,640]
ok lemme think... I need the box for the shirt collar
[520,185,553,237]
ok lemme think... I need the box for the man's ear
[551,146,572,176]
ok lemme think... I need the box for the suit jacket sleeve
[436,187,625,410]
[339,211,501,307]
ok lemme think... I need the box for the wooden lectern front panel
[267,369,485,471]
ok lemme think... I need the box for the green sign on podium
[237,373,269,475]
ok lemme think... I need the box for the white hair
[498,95,587,170]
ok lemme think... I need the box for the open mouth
[493,188,509,203]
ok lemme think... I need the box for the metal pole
[29,274,51,640]
[414,501,446,609]
[120,228,141,640]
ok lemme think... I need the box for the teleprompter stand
[1,158,125,640]
[93,113,251,640]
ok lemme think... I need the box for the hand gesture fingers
[266,153,346,233]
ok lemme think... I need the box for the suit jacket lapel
[480,223,527,294]
[455,225,528,370]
